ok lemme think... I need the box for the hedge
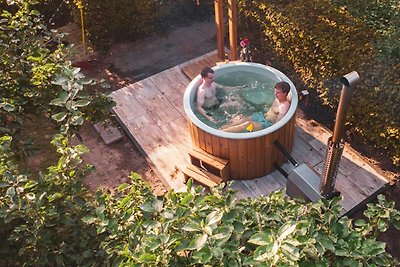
[238,0,400,166]
[78,0,214,51]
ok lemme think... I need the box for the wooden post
[214,0,225,60]
[228,0,238,60]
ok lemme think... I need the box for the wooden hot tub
[183,62,298,180]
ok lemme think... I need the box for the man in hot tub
[197,66,245,123]
[220,81,291,132]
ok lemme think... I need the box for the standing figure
[239,38,253,62]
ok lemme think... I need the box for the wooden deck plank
[291,128,324,167]
[125,114,187,191]
[127,79,181,126]
[110,51,389,210]
[230,181,256,200]
[148,69,188,101]
[241,174,284,198]
[110,87,146,123]
[160,116,192,156]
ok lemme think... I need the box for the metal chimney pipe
[320,71,360,197]
[332,71,360,144]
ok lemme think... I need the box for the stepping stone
[93,120,124,145]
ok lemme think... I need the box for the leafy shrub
[238,0,400,166]
[75,179,400,266]
[1,1,114,155]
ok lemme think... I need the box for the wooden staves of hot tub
[183,62,298,180]
[188,115,296,180]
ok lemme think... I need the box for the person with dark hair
[220,81,291,132]
[197,66,244,123]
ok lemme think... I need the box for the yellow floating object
[246,123,254,132]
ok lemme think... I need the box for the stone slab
[94,121,124,145]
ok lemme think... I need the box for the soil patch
[72,123,167,196]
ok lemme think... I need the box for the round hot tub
[183,62,298,180]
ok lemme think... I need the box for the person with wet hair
[220,81,291,132]
[197,66,245,123]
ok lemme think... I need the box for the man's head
[274,81,290,101]
[275,81,290,95]
[201,67,214,78]
[200,66,215,85]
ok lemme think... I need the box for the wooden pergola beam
[228,0,238,60]
[214,0,238,61]
[214,0,224,59]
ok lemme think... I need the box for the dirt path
[74,123,167,196]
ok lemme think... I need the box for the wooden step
[189,147,230,181]
[183,164,223,188]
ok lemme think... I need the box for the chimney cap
[340,71,360,87]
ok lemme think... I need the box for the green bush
[238,0,400,166]
[79,0,213,51]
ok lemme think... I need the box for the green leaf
[50,98,63,107]
[0,182,10,188]
[108,218,118,231]
[140,202,153,212]
[52,76,68,85]
[187,233,208,250]
[364,241,386,256]
[52,112,68,122]
[119,195,131,208]
[243,256,258,266]
[186,178,193,190]
[212,226,232,240]
[281,242,300,260]
[248,232,272,246]
[1,103,15,112]
[254,244,272,261]
[192,248,212,264]
[317,236,335,251]
[182,222,200,232]
[74,99,91,107]
[278,222,297,241]
[48,192,63,202]
[180,194,194,206]
[77,79,93,85]
[71,115,84,125]
[6,186,15,198]
[205,210,223,226]
[354,219,367,227]
[138,253,156,263]
[82,215,97,224]
[152,199,163,213]
[60,91,69,103]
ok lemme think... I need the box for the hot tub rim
[183,62,298,140]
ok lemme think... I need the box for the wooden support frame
[214,0,238,61]
[214,0,225,60]
[228,0,238,60]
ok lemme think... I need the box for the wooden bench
[188,147,230,181]
[183,164,223,188]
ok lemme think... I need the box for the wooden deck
[110,50,389,213]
